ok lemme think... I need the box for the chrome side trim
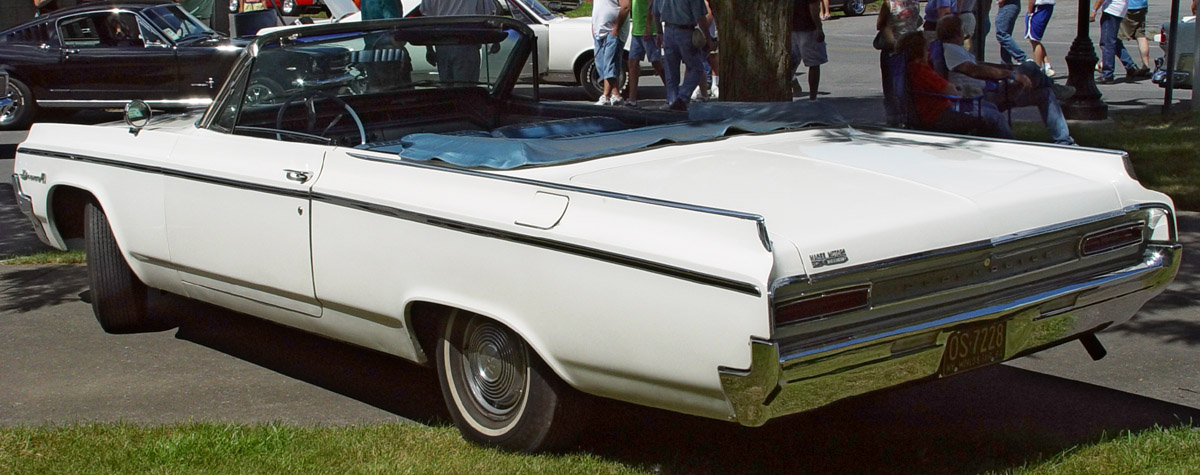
[720,243,1181,426]
[17,148,761,297]
[347,151,775,252]
[36,98,213,109]
[311,192,763,297]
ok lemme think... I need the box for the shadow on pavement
[0,265,87,313]
[154,292,449,426]
[0,183,53,259]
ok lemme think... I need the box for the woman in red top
[898,33,1013,139]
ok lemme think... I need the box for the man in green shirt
[177,0,214,26]
[624,0,664,107]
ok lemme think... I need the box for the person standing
[790,0,827,101]
[653,0,713,111]
[1090,0,1139,83]
[1025,0,1056,76]
[177,0,214,26]
[995,0,1029,65]
[592,0,631,106]
[624,0,664,107]
[420,0,497,84]
[877,0,922,125]
[1118,0,1151,78]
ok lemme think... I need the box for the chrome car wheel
[230,0,239,12]
[0,77,37,130]
[845,0,866,16]
[282,0,297,15]
[437,311,587,452]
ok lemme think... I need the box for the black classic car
[0,1,247,129]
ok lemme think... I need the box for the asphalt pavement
[1,6,1198,470]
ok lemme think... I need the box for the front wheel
[85,202,150,333]
[436,311,586,452]
[844,0,866,16]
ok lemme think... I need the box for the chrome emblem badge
[19,170,46,184]
[810,249,849,269]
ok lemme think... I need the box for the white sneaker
[595,95,609,106]
[710,85,719,99]
[609,94,624,106]
[1043,64,1056,77]
[691,87,710,102]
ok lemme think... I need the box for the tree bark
[710,0,794,102]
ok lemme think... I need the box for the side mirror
[124,100,152,135]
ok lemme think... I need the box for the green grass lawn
[0,250,85,265]
[1,423,1195,473]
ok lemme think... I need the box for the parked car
[259,0,653,100]
[230,0,329,15]
[833,0,867,16]
[0,2,247,130]
[12,17,1181,452]
[1152,15,1195,89]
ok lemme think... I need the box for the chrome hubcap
[461,319,527,416]
[1,83,23,126]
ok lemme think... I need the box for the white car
[11,18,1181,452]
[1153,15,1195,89]
[259,0,651,100]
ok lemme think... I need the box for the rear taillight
[774,285,871,327]
[1080,223,1144,256]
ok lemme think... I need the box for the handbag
[873,31,888,51]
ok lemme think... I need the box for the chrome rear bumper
[718,243,1182,427]
[10,173,52,247]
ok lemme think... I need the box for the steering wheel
[274,91,367,146]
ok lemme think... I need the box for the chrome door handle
[284,169,312,183]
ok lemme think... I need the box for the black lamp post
[1062,0,1108,119]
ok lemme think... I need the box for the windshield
[215,20,532,145]
[141,5,214,42]
[510,0,558,22]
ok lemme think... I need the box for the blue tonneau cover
[365,101,847,169]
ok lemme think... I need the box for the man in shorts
[625,0,663,107]
[791,0,827,101]
[592,0,631,105]
[1025,0,1057,76]
[1119,0,1151,78]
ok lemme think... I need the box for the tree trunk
[710,0,794,102]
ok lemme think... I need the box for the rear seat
[489,116,627,139]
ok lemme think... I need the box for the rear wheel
[0,77,38,130]
[579,56,628,102]
[436,311,586,452]
[85,202,149,333]
[844,0,866,16]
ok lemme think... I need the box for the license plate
[940,320,1007,377]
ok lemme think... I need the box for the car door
[54,11,177,102]
[161,62,325,318]
[163,130,326,318]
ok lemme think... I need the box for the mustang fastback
[10,17,1182,451]
[0,1,246,130]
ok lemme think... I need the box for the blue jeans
[1099,12,1137,79]
[662,26,705,105]
[994,0,1028,64]
[986,62,1073,144]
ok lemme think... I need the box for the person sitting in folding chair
[899,33,1013,138]
[937,15,1076,145]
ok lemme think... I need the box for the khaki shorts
[1119,8,1147,40]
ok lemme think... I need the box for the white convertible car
[11,18,1182,451]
